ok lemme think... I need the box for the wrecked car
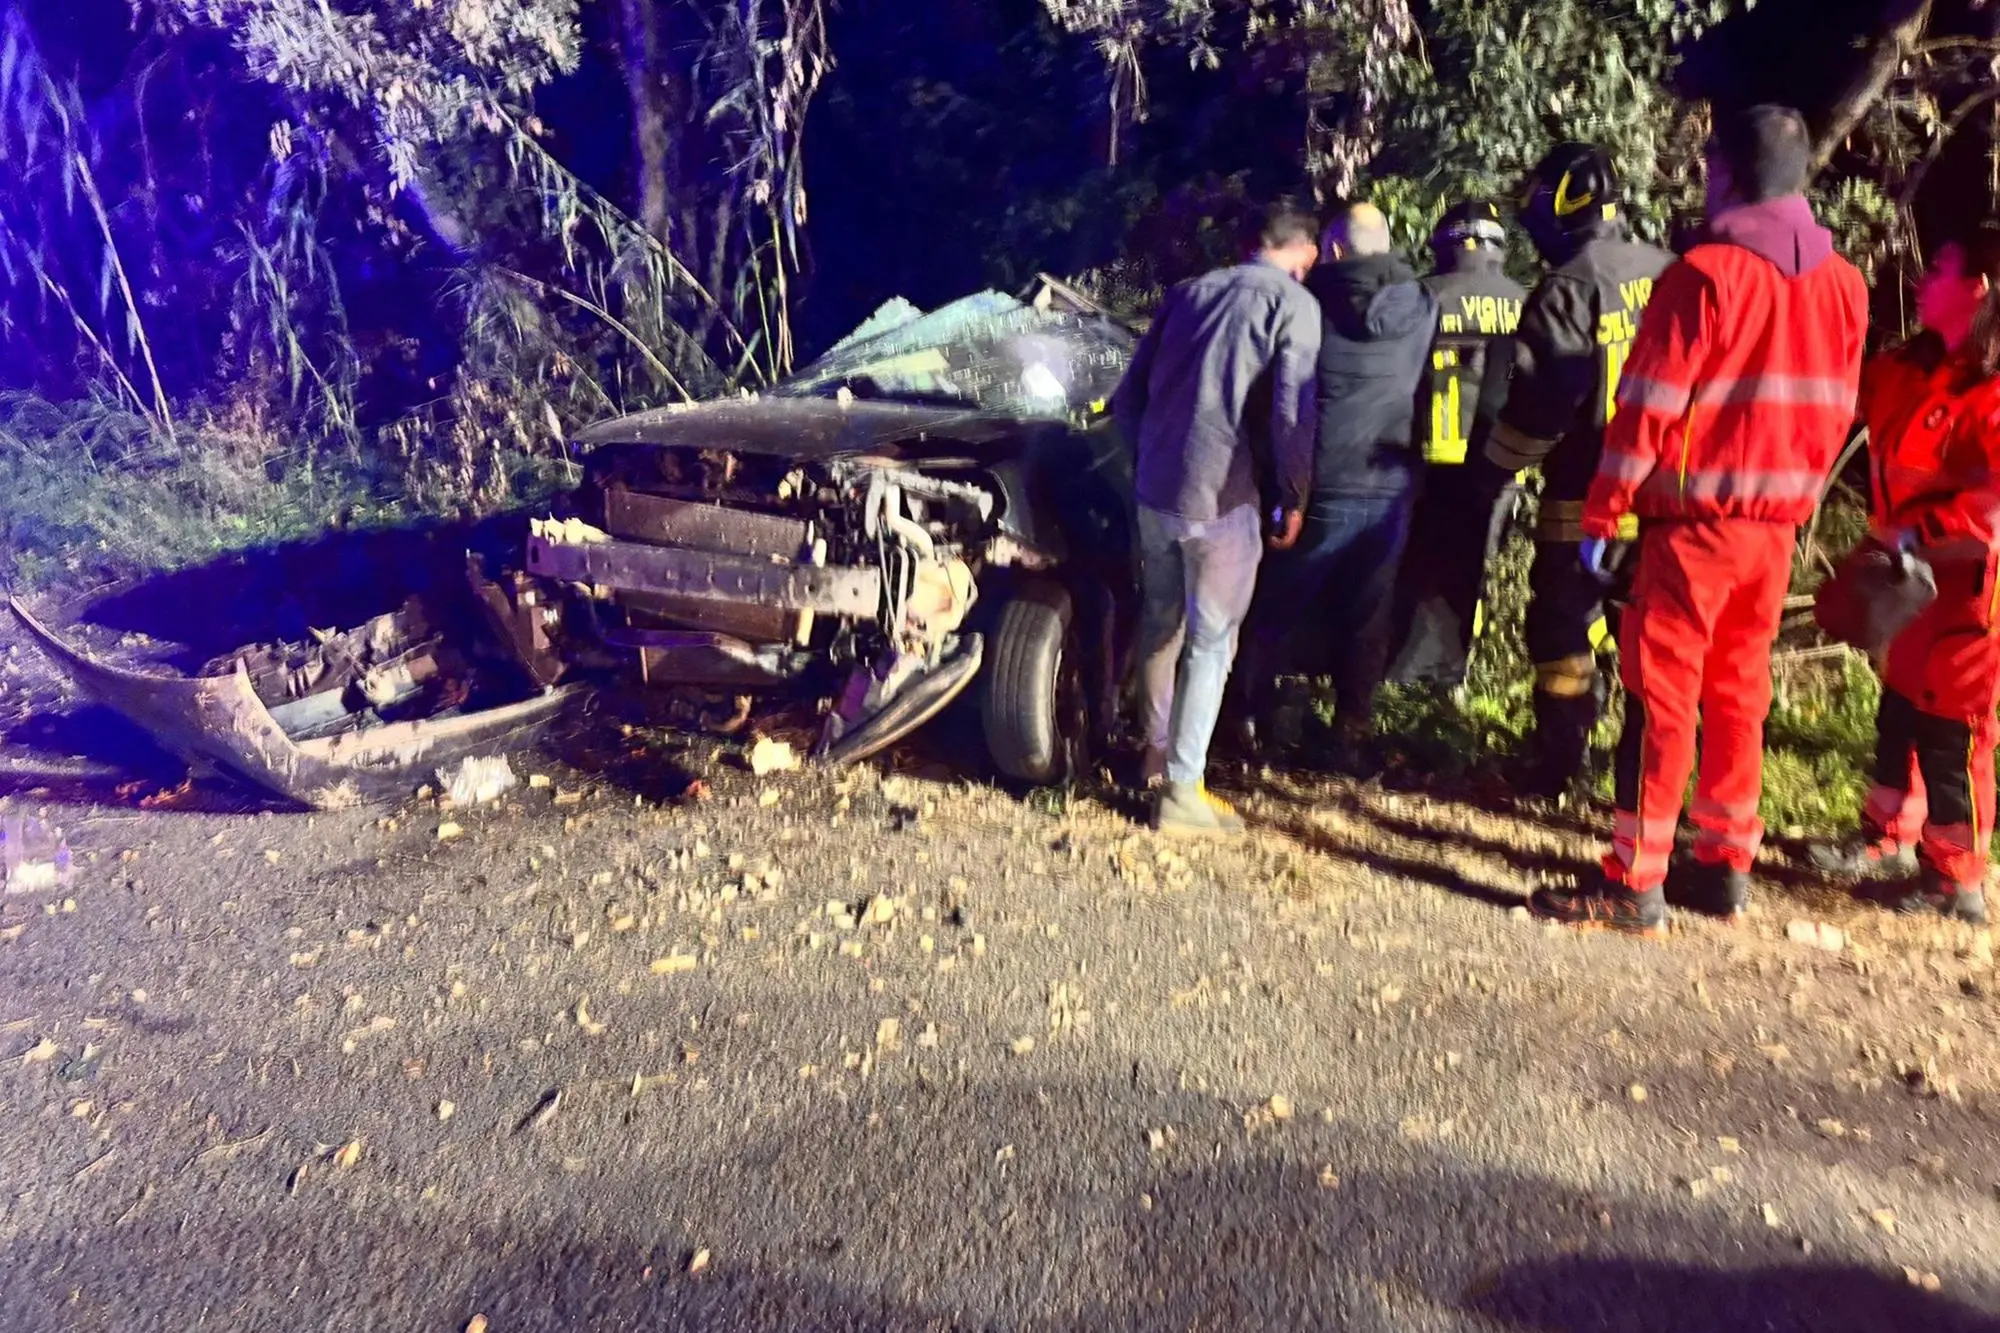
[15,278,1140,807]
[478,275,1141,781]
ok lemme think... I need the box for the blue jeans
[1136,503,1263,786]
[1243,481,1416,721]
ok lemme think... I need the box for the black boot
[1664,858,1750,920]
[1887,866,1989,925]
[1529,869,1668,936]
[1523,689,1598,801]
[1806,831,1917,882]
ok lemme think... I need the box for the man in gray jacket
[1112,202,1321,835]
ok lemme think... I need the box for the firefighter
[1387,199,1528,689]
[1533,105,1868,931]
[1477,143,1672,800]
[1807,223,2000,925]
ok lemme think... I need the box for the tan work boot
[1153,781,1245,838]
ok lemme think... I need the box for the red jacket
[1863,345,2000,719]
[1862,346,2000,558]
[1582,198,1868,535]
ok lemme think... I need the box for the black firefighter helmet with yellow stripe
[1518,141,1620,263]
[1431,199,1507,256]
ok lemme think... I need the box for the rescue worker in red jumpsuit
[1807,224,2000,925]
[1477,144,1671,800]
[1531,105,1869,931]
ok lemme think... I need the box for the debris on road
[1785,919,1847,953]
[440,755,519,805]
[747,737,801,776]
[2,813,70,895]
[517,1088,562,1133]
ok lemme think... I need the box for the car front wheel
[980,579,1088,785]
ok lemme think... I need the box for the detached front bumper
[11,600,576,810]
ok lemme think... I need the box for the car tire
[981,579,1087,785]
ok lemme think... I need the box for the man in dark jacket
[1388,200,1528,689]
[1112,201,1321,835]
[1235,201,1436,768]
[1474,143,1672,800]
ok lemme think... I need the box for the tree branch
[1897,83,2000,208]
[1813,0,1935,172]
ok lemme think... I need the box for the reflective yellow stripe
[1588,615,1611,651]
[1426,352,1468,464]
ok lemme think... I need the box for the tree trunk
[1812,0,1934,171]
[617,0,674,242]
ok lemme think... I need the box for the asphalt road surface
[1,719,1998,1332]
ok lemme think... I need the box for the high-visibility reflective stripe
[1587,614,1612,651]
[1640,467,1825,506]
[1691,376,1855,410]
[1486,420,1550,472]
[1597,448,1655,483]
[1690,796,1756,825]
[1692,826,1764,861]
[1535,654,1596,697]
[1426,374,1468,463]
[1616,375,1692,415]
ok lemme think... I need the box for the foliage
[0,0,840,577]
[1045,1,1746,243]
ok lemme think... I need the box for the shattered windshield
[773,286,1135,422]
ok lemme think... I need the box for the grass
[0,392,575,592]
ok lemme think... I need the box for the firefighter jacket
[1862,341,2000,559]
[1584,196,1868,534]
[1483,220,1672,541]
[1420,254,1525,465]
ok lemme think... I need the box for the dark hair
[1707,104,1811,203]
[1251,200,1319,253]
[1942,220,2000,383]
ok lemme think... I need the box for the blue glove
[1579,536,1621,583]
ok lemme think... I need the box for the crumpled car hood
[574,282,1136,458]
